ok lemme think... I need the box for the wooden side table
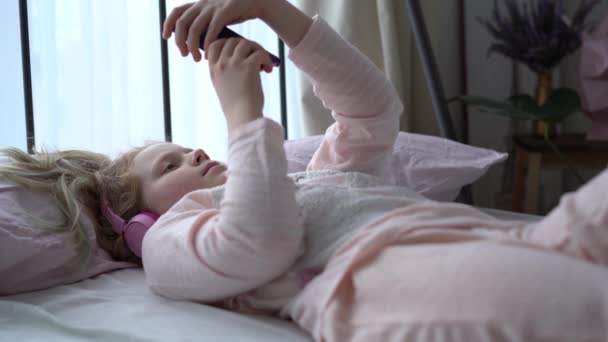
[512,133,608,214]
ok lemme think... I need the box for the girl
[2,0,608,340]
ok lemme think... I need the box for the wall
[464,0,608,213]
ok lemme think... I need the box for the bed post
[19,0,35,154]
[404,0,473,205]
[278,39,288,139]
[158,0,173,142]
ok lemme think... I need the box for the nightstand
[511,133,608,214]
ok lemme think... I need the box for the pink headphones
[100,196,159,258]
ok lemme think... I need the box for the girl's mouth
[202,162,220,176]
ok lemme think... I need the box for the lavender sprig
[479,0,600,73]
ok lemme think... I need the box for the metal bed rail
[405,0,474,205]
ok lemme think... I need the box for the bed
[1,0,553,340]
[0,208,540,341]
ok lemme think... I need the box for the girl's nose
[190,149,209,165]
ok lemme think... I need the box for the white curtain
[16,0,301,161]
[0,0,27,151]
[28,0,165,157]
[290,0,462,137]
[291,0,409,134]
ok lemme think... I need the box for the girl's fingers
[246,50,273,73]
[204,12,229,51]
[234,41,273,72]
[187,11,213,62]
[262,62,273,73]
[219,38,240,62]
[249,42,274,73]
[233,40,255,60]
[174,5,201,56]
[162,2,194,39]
[207,39,228,65]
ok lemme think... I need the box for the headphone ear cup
[123,213,159,258]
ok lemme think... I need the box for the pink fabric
[283,169,608,341]
[285,133,506,201]
[0,178,137,295]
[578,15,608,140]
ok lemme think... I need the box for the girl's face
[131,143,227,215]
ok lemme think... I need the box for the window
[167,0,283,161]
[0,0,27,151]
[2,0,302,160]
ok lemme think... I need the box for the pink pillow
[284,132,507,201]
[0,158,137,295]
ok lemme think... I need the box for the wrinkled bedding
[282,171,608,341]
[0,268,312,342]
[0,207,539,342]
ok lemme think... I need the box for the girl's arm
[143,118,303,303]
[289,18,404,179]
[259,0,312,49]
[144,6,305,302]
[143,39,303,302]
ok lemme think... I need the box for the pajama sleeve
[288,16,404,179]
[142,118,304,302]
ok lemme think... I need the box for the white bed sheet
[1,269,313,342]
[0,207,540,342]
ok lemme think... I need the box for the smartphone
[199,27,281,67]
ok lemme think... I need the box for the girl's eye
[163,163,177,174]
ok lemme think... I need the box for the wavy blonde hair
[0,146,150,264]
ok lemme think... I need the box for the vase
[578,15,608,141]
[586,116,608,140]
[532,72,556,138]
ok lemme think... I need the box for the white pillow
[284,132,507,201]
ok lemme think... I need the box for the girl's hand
[162,0,274,62]
[208,38,270,131]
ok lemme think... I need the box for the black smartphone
[199,27,281,67]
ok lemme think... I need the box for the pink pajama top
[141,15,405,314]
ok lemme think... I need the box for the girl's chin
[213,170,228,185]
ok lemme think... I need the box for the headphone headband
[100,196,127,234]
[99,195,159,258]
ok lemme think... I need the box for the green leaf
[508,94,539,113]
[537,88,581,123]
[451,88,582,123]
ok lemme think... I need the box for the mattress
[0,207,540,342]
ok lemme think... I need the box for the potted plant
[451,0,599,141]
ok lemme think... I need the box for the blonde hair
[0,145,149,264]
